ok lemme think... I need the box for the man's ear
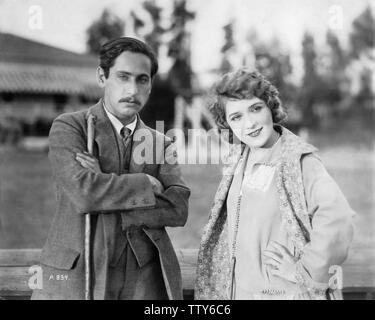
[148,78,153,94]
[96,67,106,88]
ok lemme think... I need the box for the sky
[0,0,372,84]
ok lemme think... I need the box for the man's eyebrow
[137,74,150,78]
[116,71,132,76]
[116,71,150,78]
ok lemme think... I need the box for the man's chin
[118,105,141,117]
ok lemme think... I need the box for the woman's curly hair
[208,68,287,139]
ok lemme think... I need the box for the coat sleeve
[49,115,156,214]
[295,153,355,293]
[121,141,190,229]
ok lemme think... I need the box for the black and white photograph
[0,0,374,302]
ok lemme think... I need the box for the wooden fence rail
[0,249,374,300]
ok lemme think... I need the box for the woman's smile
[225,97,277,148]
[246,127,263,138]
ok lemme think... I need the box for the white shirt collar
[103,102,137,136]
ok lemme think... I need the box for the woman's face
[225,97,277,148]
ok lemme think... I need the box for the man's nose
[125,80,138,96]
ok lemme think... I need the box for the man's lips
[119,99,141,106]
[246,127,263,137]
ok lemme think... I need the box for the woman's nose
[245,114,257,129]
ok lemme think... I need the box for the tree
[357,68,374,102]
[348,6,375,123]
[86,9,125,54]
[131,0,165,56]
[326,30,347,72]
[142,0,165,56]
[298,32,321,128]
[244,33,296,124]
[129,1,176,130]
[254,40,294,103]
[349,6,375,59]
[167,0,195,103]
[220,21,235,73]
[318,30,349,119]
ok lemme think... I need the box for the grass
[0,147,224,249]
[0,126,374,273]
[0,147,55,248]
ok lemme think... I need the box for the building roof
[0,32,98,67]
[0,33,102,98]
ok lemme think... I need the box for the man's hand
[263,241,298,283]
[76,152,102,173]
[146,174,164,194]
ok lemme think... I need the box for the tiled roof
[0,33,102,98]
[0,33,98,67]
[0,62,102,98]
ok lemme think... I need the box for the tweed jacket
[31,100,190,300]
[195,126,354,300]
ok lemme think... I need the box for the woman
[195,68,355,300]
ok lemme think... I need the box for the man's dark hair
[99,37,158,79]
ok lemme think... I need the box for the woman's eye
[231,115,241,121]
[252,105,263,112]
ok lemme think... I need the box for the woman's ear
[96,67,106,88]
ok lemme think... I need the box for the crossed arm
[76,151,164,194]
[49,115,190,229]
[75,145,190,229]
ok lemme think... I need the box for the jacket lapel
[87,100,120,300]
[202,143,244,243]
[88,101,121,175]
[129,118,151,174]
[217,143,244,205]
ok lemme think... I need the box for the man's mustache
[118,98,141,106]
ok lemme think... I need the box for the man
[31,37,190,300]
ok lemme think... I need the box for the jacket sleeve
[49,115,156,214]
[295,153,355,294]
[121,141,190,229]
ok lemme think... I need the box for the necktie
[120,127,132,173]
[120,127,132,147]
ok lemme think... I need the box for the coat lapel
[129,118,152,174]
[87,100,121,300]
[195,143,245,299]
[88,101,121,175]
[200,143,245,246]
[213,143,244,216]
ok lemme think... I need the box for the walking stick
[85,113,96,300]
